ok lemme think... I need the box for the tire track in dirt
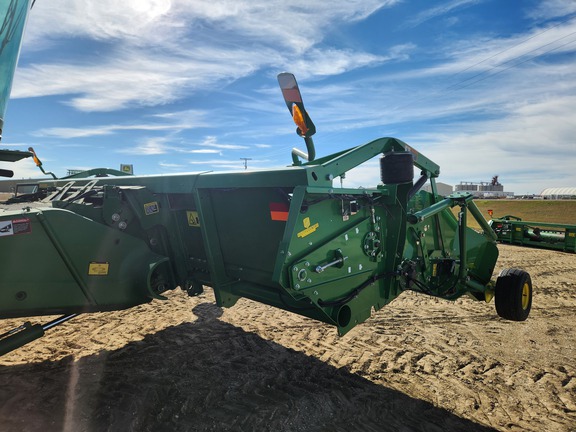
[0,244,575,431]
[0,303,494,432]
[221,244,576,431]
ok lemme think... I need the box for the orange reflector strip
[270,202,289,221]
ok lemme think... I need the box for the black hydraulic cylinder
[0,323,44,356]
[408,173,428,201]
[0,314,77,356]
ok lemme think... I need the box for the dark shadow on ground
[0,303,496,432]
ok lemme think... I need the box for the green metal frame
[490,215,576,253]
[0,149,32,162]
[0,1,511,355]
[1,137,499,343]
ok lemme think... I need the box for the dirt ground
[0,244,575,432]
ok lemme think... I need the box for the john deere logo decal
[297,216,319,238]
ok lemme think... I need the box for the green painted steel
[0,139,501,342]
[0,149,32,162]
[0,0,33,132]
[489,215,576,253]
[0,206,173,317]
[0,5,518,353]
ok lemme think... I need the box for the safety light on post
[28,147,42,167]
[27,147,57,179]
[277,72,316,163]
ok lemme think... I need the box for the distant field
[451,199,576,229]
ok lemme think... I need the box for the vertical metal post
[457,206,467,281]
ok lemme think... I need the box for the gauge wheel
[495,268,532,321]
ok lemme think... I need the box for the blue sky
[3,0,576,194]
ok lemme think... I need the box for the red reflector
[270,202,289,221]
[281,88,302,103]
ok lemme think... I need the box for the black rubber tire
[494,268,532,321]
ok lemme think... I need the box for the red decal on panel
[269,202,289,221]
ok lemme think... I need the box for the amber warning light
[28,147,42,167]
[291,104,309,136]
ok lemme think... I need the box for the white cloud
[12,45,384,112]
[186,158,240,165]
[341,157,381,189]
[186,149,221,154]
[34,109,210,138]
[117,137,174,155]
[26,0,399,50]
[413,16,576,79]
[399,91,576,194]
[527,0,576,21]
[14,43,383,112]
[12,47,275,111]
[34,124,172,139]
[198,135,248,150]
[25,0,173,43]
[406,0,484,28]
[115,133,255,157]
[3,158,47,180]
[303,19,576,195]
[14,0,396,111]
[288,49,388,79]
[158,161,185,169]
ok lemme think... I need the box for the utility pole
[240,158,252,170]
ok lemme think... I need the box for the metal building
[540,187,576,199]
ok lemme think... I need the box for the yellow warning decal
[144,201,160,215]
[569,232,575,238]
[88,262,109,276]
[297,216,319,238]
[187,211,200,227]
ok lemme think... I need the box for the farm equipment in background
[0,0,533,356]
[1,145,133,203]
[0,149,32,179]
[489,215,576,253]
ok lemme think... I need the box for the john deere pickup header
[0,0,533,355]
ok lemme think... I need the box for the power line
[240,157,252,170]
[390,17,576,113]
[446,29,576,91]
[447,36,576,93]
[449,13,576,79]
